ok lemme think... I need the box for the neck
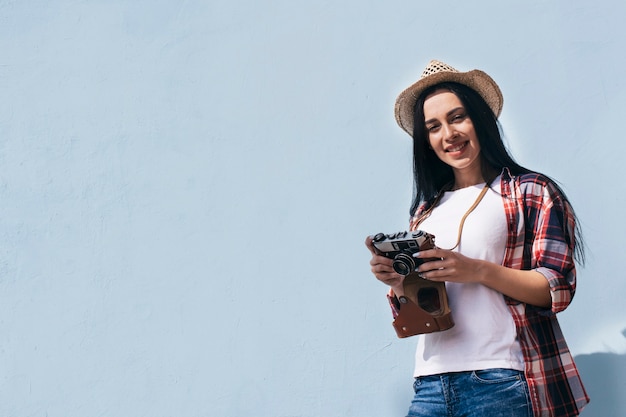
[452,174,486,191]
[452,165,496,191]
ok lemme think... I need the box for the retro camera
[371,230,454,337]
[371,230,436,276]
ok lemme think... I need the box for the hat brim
[394,69,503,137]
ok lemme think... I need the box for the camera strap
[414,183,490,251]
[447,183,490,250]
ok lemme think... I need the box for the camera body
[371,230,436,276]
[371,230,454,337]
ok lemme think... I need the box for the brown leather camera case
[392,272,454,338]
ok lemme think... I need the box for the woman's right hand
[365,236,405,294]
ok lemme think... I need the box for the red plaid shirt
[393,168,589,417]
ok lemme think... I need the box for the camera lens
[392,251,416,276]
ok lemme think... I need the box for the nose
[441,123,457,141]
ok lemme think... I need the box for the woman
[365,60,589,417]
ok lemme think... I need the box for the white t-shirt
[414,177,524,376]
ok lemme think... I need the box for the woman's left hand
[414,247,552,308]
[414,248,484,284]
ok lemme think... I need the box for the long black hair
[409,82,585,264]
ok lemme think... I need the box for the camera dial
[372,233,386,243]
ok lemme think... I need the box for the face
[422,89,482,183]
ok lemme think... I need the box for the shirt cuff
[387,289,401,318]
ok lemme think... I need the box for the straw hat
[394,60,503,137]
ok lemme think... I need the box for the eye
[451,113,467,123]
[426,124,440,133]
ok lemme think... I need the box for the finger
[370,261,397,275]
[417,258,446,273]
[371,254,393,265]
[380,277,402,286]
[375,272,404,286]
[417,269,444,282]
[370,257,400,273]
[414,248,450,270]
[417,272,430,280]
[414,248,445,259]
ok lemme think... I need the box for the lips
[445,141,468,153]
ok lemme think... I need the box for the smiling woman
[422,90,483,189]
[365,60,589,417]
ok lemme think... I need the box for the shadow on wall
[576,329,626,416]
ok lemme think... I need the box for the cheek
[470,137,481,152]
[427,135,438,149]
[428,138,446,157]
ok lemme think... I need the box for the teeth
[448,142,466,152]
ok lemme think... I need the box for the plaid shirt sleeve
[501,170,589,417]
[522,174,577,313]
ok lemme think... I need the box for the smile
[446,142,468,153]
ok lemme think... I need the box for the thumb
[365,235,381,255]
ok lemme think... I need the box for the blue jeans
[406,369,532,417]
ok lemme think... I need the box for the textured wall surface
[0,1,624,416]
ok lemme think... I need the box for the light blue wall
[1,1,624,416]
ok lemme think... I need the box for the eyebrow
[424,107,465,125]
